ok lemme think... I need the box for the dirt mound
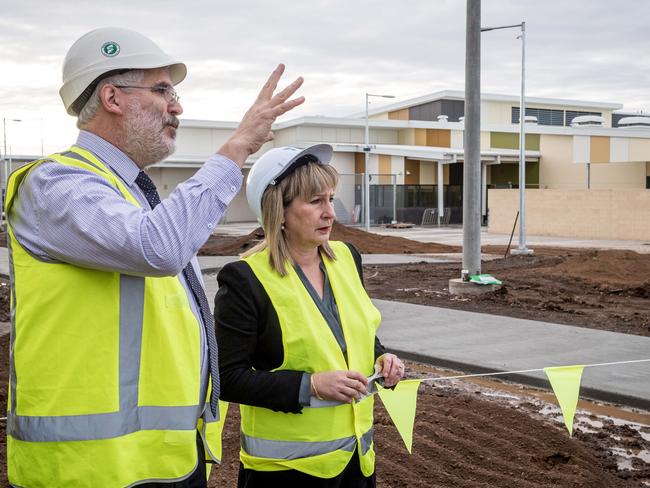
[538,250,650,287]
[199,223,459,256]
[365,251,650,336]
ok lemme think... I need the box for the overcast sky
[1,0,650,154]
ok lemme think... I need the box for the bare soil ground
[364,249,650,337]
[2,226,649,485]
[197,223,650,337]
[3,334,646,487]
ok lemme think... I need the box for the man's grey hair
[76,70,145,128]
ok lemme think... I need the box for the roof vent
[524,115,537,125]
[617,116,650,128]
[571,115,605,127]
[437,115,448,123]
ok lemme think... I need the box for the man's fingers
[256,64,285,102]
[270,77,304,106]
[271,96,305,118]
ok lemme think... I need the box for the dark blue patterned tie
[135,170,220,417]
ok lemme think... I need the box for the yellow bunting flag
[378,379,422,453]
[543,365,585,436]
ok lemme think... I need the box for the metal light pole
[481,21,532,255]
[364,93,395,231]
[463,0,482,277]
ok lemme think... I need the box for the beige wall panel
[480,131,490,150]
[377,130,400,144]
[486,101,512,125]
[299,126,324,142]
[590,136,610,164]
[647,162,650,177]
[335,128,352,143]
[273,127,297,146]
[370,113,389,120]
[378,155,392,184]
[488,189,650,240]
[175,128,214,156]
[539,134,586,189]
[590,162,646,189]
[391,156,405,184]
[210,129,234,149]
[629,138,650,162]
[331,152,356,175]
[451,130,463,149]
[420,161,436,184]
[322,127,338,142]
[388,109,409,120]
[351,128,364,144]
[399,129,415,146]
[367,154,379,175]
[414,129,427,146]
[609,137,629,162]
[444,164,450,184]
[572,135,590,164]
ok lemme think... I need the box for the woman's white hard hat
[246,144,333,224]
[60,27,187,116]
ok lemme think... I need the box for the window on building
[511,107,601,126]
[565,110,602,126]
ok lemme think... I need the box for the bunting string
[413,358,650,383]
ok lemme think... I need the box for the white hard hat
[246,144,333,223]
[60,27,187,115]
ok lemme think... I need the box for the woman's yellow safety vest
[240,241,381,478]
[5,146,225,488]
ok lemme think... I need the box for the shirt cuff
[299,373,312,406]
[195,154,244,206]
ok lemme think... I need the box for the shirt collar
[76,130,141,186]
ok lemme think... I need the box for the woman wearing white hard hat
[214,144,405,487]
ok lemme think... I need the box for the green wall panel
[489,162,539,187]
[490,132,540,151]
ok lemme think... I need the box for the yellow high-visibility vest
[240,241,381,478]
[5,146,225,488]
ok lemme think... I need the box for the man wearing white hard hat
[5,27,303,487]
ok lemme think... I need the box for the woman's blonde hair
[242,161,340,276]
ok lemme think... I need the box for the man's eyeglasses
[113,84,180,104]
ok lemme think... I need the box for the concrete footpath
[1,247,648,410]
[375,300,650,410]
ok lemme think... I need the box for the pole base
[511,247,534,256]
[448,278,502,296]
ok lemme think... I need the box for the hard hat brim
[63,61,187,116]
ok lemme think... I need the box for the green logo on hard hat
[101,41,120,57]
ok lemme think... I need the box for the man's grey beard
[123,100,178,168]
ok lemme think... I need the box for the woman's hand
[375,353,405,387]
[311,370,368,403]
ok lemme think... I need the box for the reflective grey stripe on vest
[61,149,109,174]
[7,274,202,442]
[241,427,373,460]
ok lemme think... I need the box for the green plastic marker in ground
[469,274,502,285]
